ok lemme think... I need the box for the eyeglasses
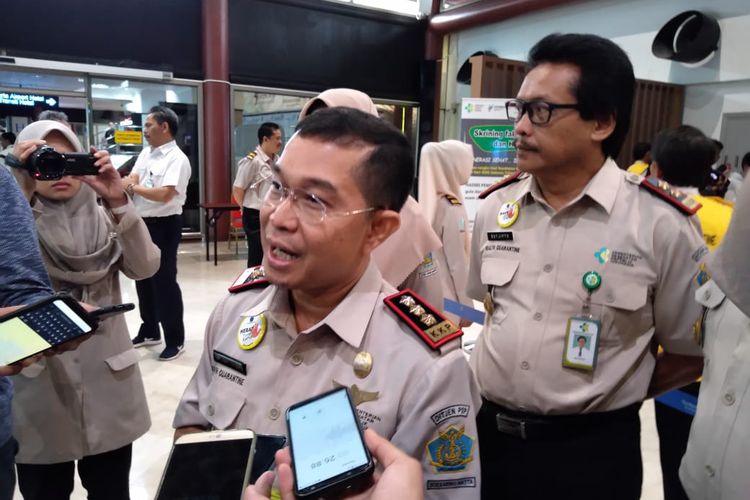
[257,178,375,225]
[505,99,581,125]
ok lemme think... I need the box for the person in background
[649,124,733,500]
[417,140,474,327]
[725,151,749,203]
[626,141,651,175]
[298,88,444,309]
[468,33,706,500]
[680,173,750,500]
[9,120,158,500]
[0,132,16,171]
[123,105,191,361]
[37,110,71,127]
[232,122,283,267]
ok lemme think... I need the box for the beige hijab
[298,88,441,287]
[17,120,121,301]
[418,140,473,255]
[711,173,750,316]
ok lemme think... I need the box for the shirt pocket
[579,277,651,345]
[200,378,247,430]
[105,348,140,372]
[481,257,519,325]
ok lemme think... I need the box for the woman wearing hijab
[298,89,445,309]
[418,140,474,327]
[10,120,159,500]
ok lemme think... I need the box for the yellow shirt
[693,195,733,251]
[626,160,650,176]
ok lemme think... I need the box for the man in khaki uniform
[233,122,283,267]
[467,33,706,500]
[175,108,481,499]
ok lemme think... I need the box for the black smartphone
[0,294,98,365]
[249,434,287,484]
[286,387,374,498]
[89,303,135,320]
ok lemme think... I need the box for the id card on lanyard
[562,271,602,371]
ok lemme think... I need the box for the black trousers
[16,444,132,500]
[242,207,263,267]
[135,214,185,347]
[0,438,17,500]
[655,382,701,500]
[477,399,643,500]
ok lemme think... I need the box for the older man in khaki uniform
[175,107,481,499]
[467,34,706,500]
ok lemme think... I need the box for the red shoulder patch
[640,177,701,215]
[228,266,270,293]
[478,170,523,199]
[384,289,462,351]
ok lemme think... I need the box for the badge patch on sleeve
[426,425,474,473]
[384,290,462,351]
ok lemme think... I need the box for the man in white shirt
[232,122,282,267]
[122,106,191,361]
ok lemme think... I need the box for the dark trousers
[0,437,17,500]
[477,399,643,500]
[242,207,263,267]
[135,214,184,347]
[16,444,132,500]
[655,382,701,500]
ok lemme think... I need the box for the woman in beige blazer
[10,120,159,500]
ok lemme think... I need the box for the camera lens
[29,146,65,180]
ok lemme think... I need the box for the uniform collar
[255,145,276,165]
[519,158,621,214]
[242,259,384,348]
[150,140,177,156]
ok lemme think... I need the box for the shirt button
[605,292,615,303]
[723,392,736,406]
[520,361,530,370]
[290,353,303,366]
[704,290,712,301]
[268,407,280,420]
[533,312,543,321]
[705,465,716,477]
[207,404,215,416]
[543,264,553,273]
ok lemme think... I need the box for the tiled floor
[14,241,665,499]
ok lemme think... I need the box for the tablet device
[156,429,256,500]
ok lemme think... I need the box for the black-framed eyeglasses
[505,99,581,125]
[255,178,375,225]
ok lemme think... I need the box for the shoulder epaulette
[639,177,701,215]
[228,266,269,293]
[444,194,462,206]
[384,289,462,351]
[478,170,524,199]
[246,151,257,160]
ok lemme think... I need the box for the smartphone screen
[157,434,255,500]
[249,435,287,484]
[287,388,371,494]
[0,299,93,365]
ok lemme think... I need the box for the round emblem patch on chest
[496,201,520,228]
[237,314,267,350]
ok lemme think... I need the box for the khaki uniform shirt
[433,196,472,323]
[399,253,444,311]
[467,159,706,414]
[174,261,482,498]
[13,202,158,463]
[233,146,274,210]
[679,280,750,500]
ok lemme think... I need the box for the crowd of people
[1,31,749,500]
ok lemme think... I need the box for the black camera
[9,145,99,181]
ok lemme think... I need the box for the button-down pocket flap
[695,280,725,309]
[201,392,246,430]
[583,280,648,311]
[481,259,519,287]
[105,348,140,371]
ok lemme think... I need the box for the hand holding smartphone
[286,387,375,498]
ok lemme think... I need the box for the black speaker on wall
[652,10,721,64]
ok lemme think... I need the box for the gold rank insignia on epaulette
[639,176,702,215]
[228,265,269,293]
[384,289,462,351]
[479,170,524,199]
[246,151,257,160]
[444,194,462,205]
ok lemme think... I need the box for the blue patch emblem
[427,425,474,473]
[695,263,710,287]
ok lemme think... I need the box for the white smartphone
[156,429,256,500]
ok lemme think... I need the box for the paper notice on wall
[460,98,517,226]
